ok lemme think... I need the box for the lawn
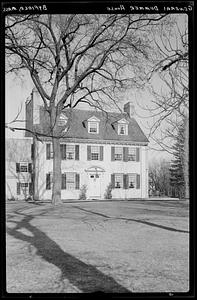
[6,200,189,293]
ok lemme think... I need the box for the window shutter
[29,182,33,195]
[111,146,115,161]
[87,146,91,160]
[46,173,51,190]
[60,144,67,160]
[61,174,67,189]
[75,145,79,160]
[123,174,128,189]
[28,163,32,173]
[99,146,103,161]
[46,144,51,160]
[17,182,20,195]
[16,163,20,173]
[136,174,140,189]
[111,174,115,188]
[75,173,80,190]
[136,148,140,162]
[31,144,34,160]
[123,147,128,162]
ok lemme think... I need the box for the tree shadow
[6,212,130,293]
[73,206,189,233]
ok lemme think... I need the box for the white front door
[88,173,101,198]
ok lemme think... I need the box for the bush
[104,183,113,199]
[79,185,87,200]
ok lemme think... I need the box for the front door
[88,173,101,198]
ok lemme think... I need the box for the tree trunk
[183,116,189,200]
[51,105,62,205]
[52,137,62,205]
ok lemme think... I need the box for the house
[6,138,33,200]
[25,90,149,200]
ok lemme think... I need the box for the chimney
[123,102,135,117]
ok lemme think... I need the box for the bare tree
[138,15,189,199]
[5,13,167,204]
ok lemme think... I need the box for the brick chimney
[123,102,135,117]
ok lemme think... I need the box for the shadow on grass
[6,211,130,293]
[73,206,189,234]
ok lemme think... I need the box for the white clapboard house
[25,90,149,200]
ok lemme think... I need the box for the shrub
[79,185,87,200]
[104,183,113,199]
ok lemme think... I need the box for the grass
[6,200,189,293]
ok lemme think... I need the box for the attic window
[87,116,100,134]
[117,118,129,135]
[58,113,67,126]
[118,124,128,135]
[89,122,98,133]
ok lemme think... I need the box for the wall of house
[35,140,148,200]
[6,138,33,200]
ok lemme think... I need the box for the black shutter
[111,147,115,161]
[136,174,140,189]
[61,174,66,189]
[46,144,51,160]
[123,147,128,162]
[29,182,33,195]
[17,182,20,195]
[31,144,34,160]
[123,174,128,189]
[100,146,103,161]
[111,174,115,188]
[75,173,80,189]
[28,163,32,173]
[75,145,79,160]
[16,163,20,173]
[87,146,91,160]
[136,148,140,162]
[46,173,51,190]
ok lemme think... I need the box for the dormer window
[117,118,129,135]
[87,116,100,134]
[58,113,68,126]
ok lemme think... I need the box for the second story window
[46,143,53,159]
[60,144,79,160]
[114,147,123,161]
[16,162,32,173]
[87,145,103,161]
[128,148,136,161]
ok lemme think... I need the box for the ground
[6,200,189,293]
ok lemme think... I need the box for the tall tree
[170,116,189,199]
[5,14,167,204]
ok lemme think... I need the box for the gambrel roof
[27,107,149,143]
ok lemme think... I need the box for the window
[111,173,140,189]
[46,143,53,159]
[91,146,99,160]
[87,145,103,161]
[66,145,75,160]
[117,119,128,135]
[89,122,98,133]
[114,147,123,161]
[128,148,136,161]
[16,162,32,173]
[61,173,80,190]
[128,174,136,188]
[60,144,79,160]
[118,124,127,135]
[114,174,123,188]
[66,173,75,190]
[87,116,100,134]
[16,182,32,195]
[57,113,67,126]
